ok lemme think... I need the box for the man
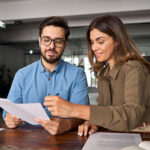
[3,16,89,135]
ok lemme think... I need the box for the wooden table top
[0,125,88,150]
[0,125,150,150]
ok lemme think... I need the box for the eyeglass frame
[40,36,66,48]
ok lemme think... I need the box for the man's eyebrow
[41,36,64,40]
[54,37,64,40]
[42,36,50,38]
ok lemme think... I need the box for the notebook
[120,141,150,150]
[82,132,143,150]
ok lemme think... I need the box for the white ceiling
[0,0,150,26]
[0,0,150,56]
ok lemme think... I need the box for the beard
[41,49,63,64]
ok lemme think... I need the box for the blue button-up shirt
[3,59,89,119]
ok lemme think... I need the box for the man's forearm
[55,117,84,132]
[65,118,84,130]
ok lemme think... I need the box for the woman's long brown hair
[87,15,150,77]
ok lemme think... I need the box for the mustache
[45,49,58,54]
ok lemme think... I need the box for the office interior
[0,0,150,124]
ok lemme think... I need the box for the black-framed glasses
[40,36,66,48]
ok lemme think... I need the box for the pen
[55,93,59,96]
[43,93,59,108]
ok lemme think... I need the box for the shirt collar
[39,58,45,73]
[53,59,64,73]
[39,58,64,73]
[104,64,121,80]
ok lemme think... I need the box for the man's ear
[38,37,41,47]
[64,41,68,49]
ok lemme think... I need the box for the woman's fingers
[83,124,89,136]
[78,124,84,136]
[78,122,99,136]
[78,121,90,136]
[89,125,99,135]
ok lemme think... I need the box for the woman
[42,15,150,136]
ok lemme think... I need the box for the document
[82,132,142,150]
[0,98,50,125]
[0,128,5,131]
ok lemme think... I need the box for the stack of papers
[82,132,142,150]
[0,98,50,125]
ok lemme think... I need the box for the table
[0,125,88,150]
[0,125,150,150]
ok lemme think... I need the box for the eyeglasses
[40,36,66,48]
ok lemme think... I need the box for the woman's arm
[44,95,90,120]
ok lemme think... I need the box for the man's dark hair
[39,16,70,41]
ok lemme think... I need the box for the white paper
[82,132,142,150]
[120,145,145,150]
[0,128,5,131]
[120,141,150,150]
[0,98,50,125]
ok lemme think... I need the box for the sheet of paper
[120,145,144,150]
[0,98,50,125]
[82,132,142,150]
[0,128,5,131]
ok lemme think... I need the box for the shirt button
[48,93,51,95]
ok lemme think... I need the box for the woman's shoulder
[119,60,150,77]
[125,60,143,67]
[122,60,145,71]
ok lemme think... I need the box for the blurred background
[0,0,150,125]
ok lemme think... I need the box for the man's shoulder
[60,61,85,79]
[63,60,83,72]
[17,60,40,75]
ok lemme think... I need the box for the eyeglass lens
[41,37,65,48]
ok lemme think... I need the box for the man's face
[39,25,67,64]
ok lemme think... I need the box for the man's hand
[35,117,74,135]
[4,113,23,128]
[78,121,99,136]
[44,96,75,118]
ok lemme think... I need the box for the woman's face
[90,28,117,69]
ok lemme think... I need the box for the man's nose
[48,40,55,49]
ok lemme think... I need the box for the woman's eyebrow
[96,36,105,40]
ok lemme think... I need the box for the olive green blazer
[90,60,150,131]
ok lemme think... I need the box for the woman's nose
[92,42,99,51]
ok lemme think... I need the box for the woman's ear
[115,41,118,47]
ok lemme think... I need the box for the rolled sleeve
[90,105,110,126]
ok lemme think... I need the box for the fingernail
[84,133,87,136]
[78,133,82,136]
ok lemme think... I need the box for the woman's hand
[44,96,75,118]
[78,121,99,136]
[44,96,90,120]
